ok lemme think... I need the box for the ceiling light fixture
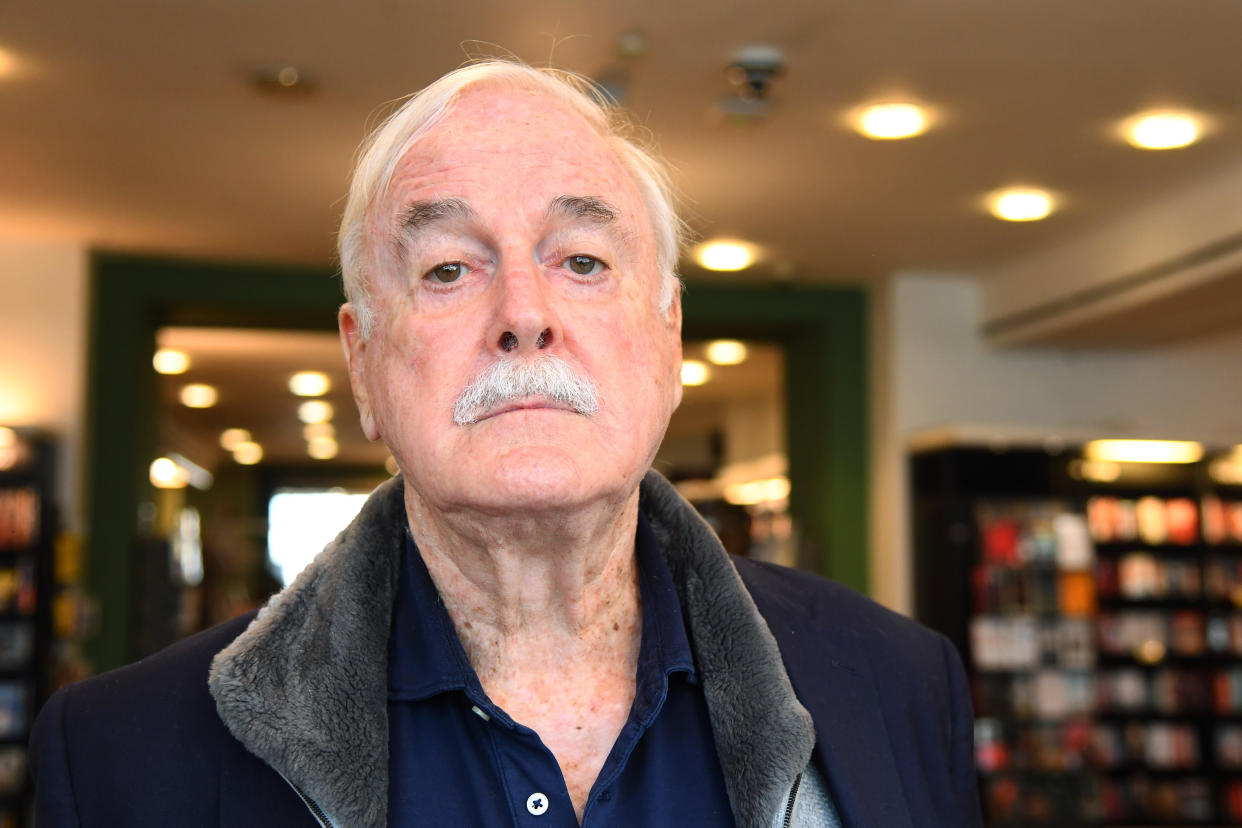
[1084,439,1203,464]
[705,340,749,366]
[0,47,22,80]
[219,428,251,451]
[152,349,190,375]
[179,383,218,409]
[1122,110,1203,150]
[681,360,710,387]
[853,102,931,140]
[233,441,264,465]
[150,457,189,489]
[297,400,334,424]
[289,371,331,397]
[695,239,758,272]
[987,187,1056,222]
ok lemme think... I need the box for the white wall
[872,271,1242,614]
[0,239,89,529]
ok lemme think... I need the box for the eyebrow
[546,195,619,226]
[399,197,474,233]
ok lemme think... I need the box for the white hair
[453,355,600,425]
[337,59,686,339]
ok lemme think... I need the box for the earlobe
[338,304,381,441]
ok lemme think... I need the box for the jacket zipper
[278,771,336,828]
[781,772,803,828]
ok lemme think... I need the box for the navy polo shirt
[387,515,735,826]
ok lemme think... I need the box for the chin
[470,446,632,514]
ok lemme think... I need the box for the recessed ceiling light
[695,239,758,272]
[987,187,1056,222]
[705,340,749,366]
[150,457,188,489]
[289,371,331,397]
[153,348,190,375]
[0,47,22,80]
[233,441,264,465]
[308,437,339,460]
[219,428,251,451]
[853,102,931,140]
[297,400,334,424]
[1122,110,1203,150]
[179,383,218,408]
[681,360,710,386]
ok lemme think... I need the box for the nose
[488,263,558,356]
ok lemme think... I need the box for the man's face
[341,85,683,516]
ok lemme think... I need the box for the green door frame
[85,254,868,671]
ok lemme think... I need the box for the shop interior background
[5,1,1242,825]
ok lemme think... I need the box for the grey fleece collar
[209,472,815,828]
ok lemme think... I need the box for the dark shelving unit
[913,444,1242,826]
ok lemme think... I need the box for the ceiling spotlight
[233,441,264,465]
[153,348,190,375]
[705,340,749,366]
[695,239,758,272]
[150,457,188,489]
[853,102,931,140]
[987,187,1056,222]
[179,383,218,408]
[1122,110,1203,150]
[289,371,331,397]
[219,428,251,451]
[298,400,334,424]
[308,437,339,460]
[681,360,711,387]
[0,47,22,80]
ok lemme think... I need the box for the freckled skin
[339,85,683,821]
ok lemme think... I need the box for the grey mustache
[453,356,600,425]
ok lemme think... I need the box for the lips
[474,398,578,423]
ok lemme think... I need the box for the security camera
[727,44,786,100]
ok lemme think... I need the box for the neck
[404,487,643,677]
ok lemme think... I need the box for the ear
[338,303,381,441]
[665,290,684,410]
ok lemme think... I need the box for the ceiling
[4,0,1242,286]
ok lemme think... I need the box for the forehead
[385,85,648,225]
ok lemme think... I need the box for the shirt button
[526,792,549,816]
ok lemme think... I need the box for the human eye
[562,255,606,278]
[425,262,469,284]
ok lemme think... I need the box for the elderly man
[30,61,981,827]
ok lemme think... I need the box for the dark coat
[30,473,981,827]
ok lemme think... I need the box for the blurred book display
[913,445,1242,826]
[0,429,59,827]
